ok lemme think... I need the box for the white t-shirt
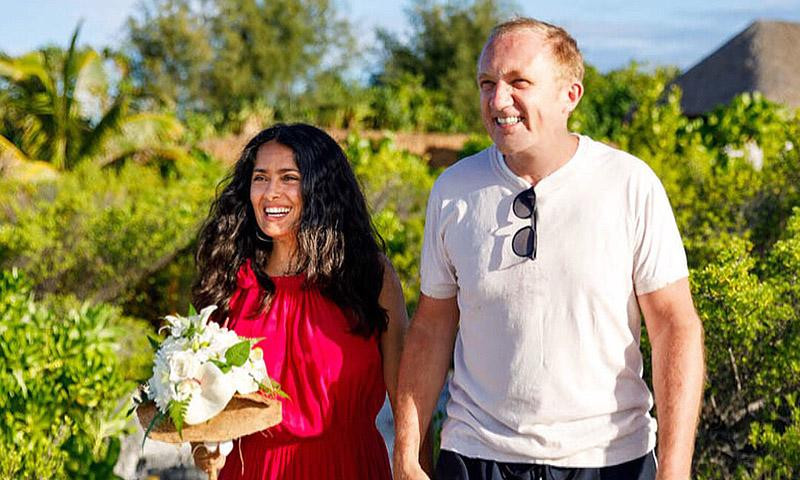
[420,135,689,467]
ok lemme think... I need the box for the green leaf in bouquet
[271,379,290,399]
[255,378,290,400]
[188,304,197,316]
[225,340,251,367]
[184,322,199,339]
[168,399,189,440]
[209,358,232,373]
[147,335,161,351]
[142,409,166,448]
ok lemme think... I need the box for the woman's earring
[255,230,272,243]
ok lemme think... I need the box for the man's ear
[564,80,584,113]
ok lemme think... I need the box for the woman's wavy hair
[192,123,388,338]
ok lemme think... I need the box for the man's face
[477,30,579,157]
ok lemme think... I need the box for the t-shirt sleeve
[420,186,458,299]
[631,168,689,295]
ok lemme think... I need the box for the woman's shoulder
[378,255,404,301]
[235,259,260,289]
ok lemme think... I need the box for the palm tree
[0,25,186,175]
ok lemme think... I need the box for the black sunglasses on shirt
[512,187,537,260]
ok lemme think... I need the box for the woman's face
[249,141,303,247]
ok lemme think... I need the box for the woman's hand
[192,442,226,479]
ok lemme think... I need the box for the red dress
[218,260,392,480]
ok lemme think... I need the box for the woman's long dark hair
[193,123,388,337]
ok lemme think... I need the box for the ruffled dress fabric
[218,261,391,480]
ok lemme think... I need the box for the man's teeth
[265,207,290,216]
[496,116,522,125]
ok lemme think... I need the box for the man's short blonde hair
[486,17,584,83]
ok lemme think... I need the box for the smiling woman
[190,123,409,480]
[249,141,303,268]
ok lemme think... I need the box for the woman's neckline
[269,272,305,279]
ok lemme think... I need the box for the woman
[190,123,408,479]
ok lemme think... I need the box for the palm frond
[102,146,193,170]
[0,134,31,163]
[0,52,54,93]
[0,134,59,182]
[93,113,185,167]
[76,95,127,162]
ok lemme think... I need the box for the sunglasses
[512,187,537,260]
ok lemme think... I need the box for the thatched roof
[675,20,800,116]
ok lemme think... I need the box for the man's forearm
[651,319,705,479]
[393,319,453,464]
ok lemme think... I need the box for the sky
[1,0,799,73]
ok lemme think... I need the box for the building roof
[674,20,800,115]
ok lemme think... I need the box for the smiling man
[393,18,705,480]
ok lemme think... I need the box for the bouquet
[135,305,283,446]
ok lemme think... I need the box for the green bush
[690,211,800,478]
[0,151,224,307]
[366,74,468,132]
[457,133,492,159]
[346,134,438,310]
[0,269,154,479]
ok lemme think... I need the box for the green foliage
[0,26,186,172]
[457,133,492,159]
[749,403,800,478]
[375,0,512,131]
[570,63,680,143]
[0,151,224,304]
[167,399,189,439]
[346,134,439,310]
[367,73,467,132]
[700,92,797,165]
[120,243,198,323]
[225,341,252,367]
[126,0,353,120]
[689,211,800,477]
[0,269,152,479]
[279,72,370,130]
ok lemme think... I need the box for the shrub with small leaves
[0,269,154,479]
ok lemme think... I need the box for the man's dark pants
[435,450,657,480]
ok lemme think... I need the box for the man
[393,18,704,480]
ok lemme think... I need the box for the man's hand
[392,294,459,480]
[394,456,431,480]
[192,442,226,479]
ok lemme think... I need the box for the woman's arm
[378,258,434,475]
[378,258,408,406]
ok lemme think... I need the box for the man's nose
[490,82,514,110]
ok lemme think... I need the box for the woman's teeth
[265,207,290,217]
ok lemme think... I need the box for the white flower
[163,305,218,338]
[148,354,173,412]
[230,365,259,394]
[168,351,202,383]
[250,346,264,363]
[175,378,202,402]
[184,363,236,425]
[248,348,268,384]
